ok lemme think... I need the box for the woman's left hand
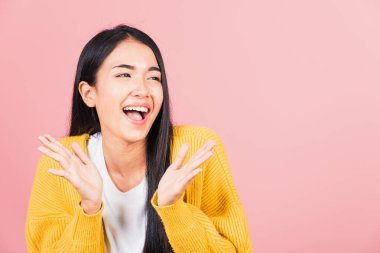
[156,140,216,206]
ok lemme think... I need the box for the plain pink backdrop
[1,0,380,252]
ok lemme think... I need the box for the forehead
[103,39,158,68]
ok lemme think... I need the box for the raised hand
[37,134,103,214]
[156,139,216,206]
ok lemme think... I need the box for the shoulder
[57,133,90,151]
[172,126,236,191]
[36,133,90,171]
[173,125,223,144]
[171,125,228,164]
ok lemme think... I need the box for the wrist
[80,199,102,214]
[157,192,183,207]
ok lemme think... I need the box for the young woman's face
[89,38,164,143]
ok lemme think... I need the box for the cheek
[152,86,164,108]
[100,81,122,96]
[97,81,125,102]
[95,84,124,116]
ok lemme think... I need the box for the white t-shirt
[87,132,148,253]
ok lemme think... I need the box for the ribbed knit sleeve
[150,126,253,253]
[25,135,105,253]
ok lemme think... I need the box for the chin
[121,128,149,143]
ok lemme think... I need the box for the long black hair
[68,24,174,253]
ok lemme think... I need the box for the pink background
[1,0,379,252]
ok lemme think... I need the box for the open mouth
[122,107,150,121]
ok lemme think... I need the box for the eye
[149,76,161,82]
[116,73,131,78]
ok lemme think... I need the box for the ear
[78,81,96,107]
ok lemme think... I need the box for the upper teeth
[123,106,149,113]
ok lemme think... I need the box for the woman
[25,24,253,253]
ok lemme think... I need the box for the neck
[101,131,147,177]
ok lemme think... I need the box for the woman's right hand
[37,134,103,214]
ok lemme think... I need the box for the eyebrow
[112,64,161,72]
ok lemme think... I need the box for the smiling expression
[79,38,164,143]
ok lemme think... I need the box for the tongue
[125,111,143,121]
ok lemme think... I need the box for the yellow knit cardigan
[25,125,253,252]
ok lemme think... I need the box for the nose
[131,77,150,97]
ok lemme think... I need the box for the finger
[182,149,213,172]
[168,144,190,171]
[43,136,86,168]
[71,142,92,165]
[43,134,73,157]
[38,135,69,159]
[47,168,66,177]
[177,168,202,185]
[187,140,216,165]
[38,146,68,168]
